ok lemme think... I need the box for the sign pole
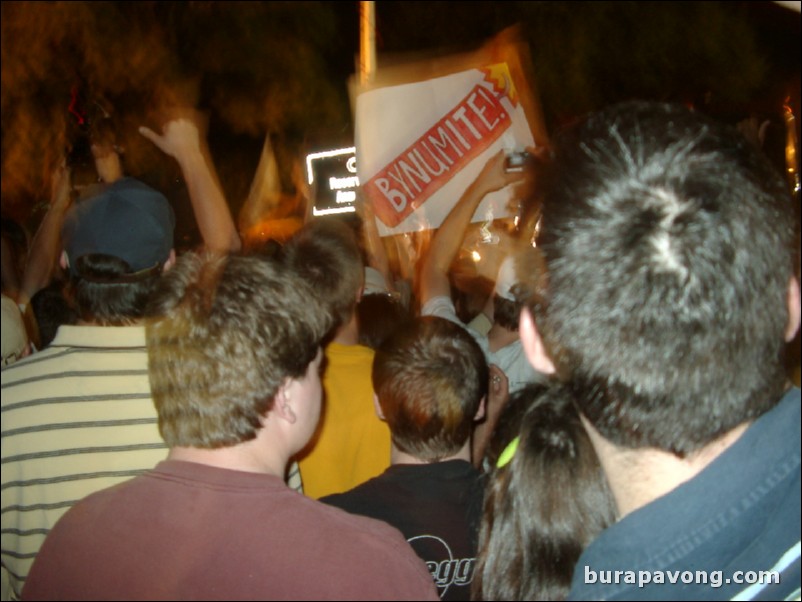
[358,1,395,289]
[360,1,376,86]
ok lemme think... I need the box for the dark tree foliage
[1,1,349,226]
[2,1,798,231]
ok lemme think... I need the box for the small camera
[504,151,530,172]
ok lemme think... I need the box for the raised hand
[50,158,72,208]
[473,150,527,197]
[139,114,205,165]
[139,112,240,253]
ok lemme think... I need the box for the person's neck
[583,416,751,519]
[168,438,287,479]
[333,312,359,345]
[390,440,471,466]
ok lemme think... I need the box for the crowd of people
[1,98,800,601]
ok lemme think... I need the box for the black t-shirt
[322,460,485,601]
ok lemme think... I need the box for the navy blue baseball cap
[62,177,175,276]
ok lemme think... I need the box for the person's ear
[373,393,386,421]
[162,249,177,273]
[520,307,556,375]
[786,276,801,342]
[273,381,297,425]
[474,395,486,422]
[59,250,70,271]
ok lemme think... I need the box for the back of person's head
[146,251,333,449]
[30,282,78,348]
[337,212,370,266]
[473,384,616,601]
[61,178,175,324]
[491,295,520,331]
[357,293,413,350]
[449,257,494,325]
[528,100,798,455]
[372,316,488,462]
[481,381,550,470]
[493,256,527,331]
[283,217,364,331]
[245,237,284,261]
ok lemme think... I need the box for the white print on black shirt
[408,534,475,597]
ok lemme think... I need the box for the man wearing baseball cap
[59,177,176,322]
[1,114,238,601]
[419,151,549,464]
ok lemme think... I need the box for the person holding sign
[419,150,548,464]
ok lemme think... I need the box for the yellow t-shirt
[297,342,392,499]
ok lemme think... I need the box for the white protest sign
[356,63,536,236]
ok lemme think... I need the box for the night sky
[2,1,799,243]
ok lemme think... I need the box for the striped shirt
[1,325,168,601]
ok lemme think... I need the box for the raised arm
[140,114,241,253]
[419,150,523,305]
[356,190,394,293]
[18,159,73,309]
[471,363,509,468]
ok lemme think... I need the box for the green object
[496,436,519,468]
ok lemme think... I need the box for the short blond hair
[146,251,333,448]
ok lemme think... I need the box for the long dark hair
[472,383,616,600]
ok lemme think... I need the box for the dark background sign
[306,147,359,216]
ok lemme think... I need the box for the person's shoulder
[0,340,74,387]
[740,386,800,451]
[2,325,147,374]
[312,501,439,599]
[302,488,391,529]
[320,481,368,508]
[780,386,801,405]
[39,470,150,534]
[421,295,459,321]
[771,387,801,438]
[298,492,425,561]
[326,341,375,360]
[319,470,391,512]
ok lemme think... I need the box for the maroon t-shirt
[23,460,438,601]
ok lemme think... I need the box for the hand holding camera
[504,151,531,172]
